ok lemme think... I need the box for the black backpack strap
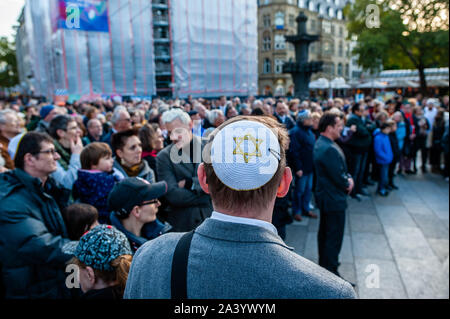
[171,230,195,299]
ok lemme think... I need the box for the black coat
[288,123,316,175]
[0,169,73,298]
[313,136,351,212]
[274,113,296,131]
[345,114,372,153]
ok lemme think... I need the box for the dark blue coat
[72,170,120,224]
[288,123,316,175]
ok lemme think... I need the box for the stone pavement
[284,171,449,299]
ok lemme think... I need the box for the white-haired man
[156,108,212,232]
[101,108,132,147]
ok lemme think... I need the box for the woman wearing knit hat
[70,224,133,299]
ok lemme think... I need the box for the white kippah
[210,120,281,191]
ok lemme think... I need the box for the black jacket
[313,136,351,212]
[274,113,296,131]
[288,123,316,175]
[0,169,73,298]
[345,114,372,153]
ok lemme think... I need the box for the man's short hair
[80,142,112,170]
[49,114,74,139]
[111,109,128,125]
[87,118,101,129]
[14,132,54,170]
[111,128,139,155]
[161,108,191,126]
[207,110,224,126]
[318,112,340,133]
[203,116,289,212]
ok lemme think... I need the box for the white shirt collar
[210,211,278,235]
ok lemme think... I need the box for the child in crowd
[72,142,120,224]
[71,224,133,299]
[61,203,100,240]
[373,121,394,196]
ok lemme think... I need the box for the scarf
[120,161,144,177]
[54,140,71,170]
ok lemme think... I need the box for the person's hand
[350,125,357,132]
[410,134,416,140]
[178,179,186,188]
[296,170,303,178]
[347,178,354,194]
[70,137,83,155]
[0,166,8,174]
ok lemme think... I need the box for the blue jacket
[288,123,316,175]
[72,170,121,224]
[373,129,394,165]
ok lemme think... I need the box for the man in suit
[274,100,296,130]
[125,115,356,299]
[156,108,212,232]
[314,112,354,280]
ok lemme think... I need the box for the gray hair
[111,109,129,125]
[0,109,17,125]
[161,108,191,125]
[87,118,101,128]
[207,109,224,125]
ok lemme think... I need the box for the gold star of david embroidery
[233,134,263,163]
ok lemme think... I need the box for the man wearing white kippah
[125,115,356,299]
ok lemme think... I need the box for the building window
[261,0,271,5]
[263,14,271,28]
[323,40,334,55]
[337,10,343,20]
[337,63,343,76]
[275,35,286,50]
[263,32,271,51]
[338,41,343,57]
[339,26,343,37]
[322,20,331,33]
[275,12,285,29]
[263,58,272,74]
[319,4,325,16]
[299,0,306,8]
[308,1,315,11]
[328,7,335,18]
[331,25,335,35]
[287,0,296,5]
[275,59,284,74]
[310,19,316,32]
[345,64,349,77]
[275,84,285,96]
[289,14,295,27]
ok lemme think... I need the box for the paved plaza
[285,172,449,299]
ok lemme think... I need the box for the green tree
[344,0,449,95]
[0,37,19,88]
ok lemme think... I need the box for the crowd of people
[0,92,448,299]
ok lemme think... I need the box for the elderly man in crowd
[0,110,21,170]
[156,108,212,232]
[102,107,132,147]
[82,118,104,146]
[274,100,295,130]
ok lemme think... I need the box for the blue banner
[57,0,109,33]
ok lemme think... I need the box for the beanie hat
[75,224,132,271]
[40,105,55,119]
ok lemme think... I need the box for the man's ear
[116,149,124,159]
[197,163,210,194]
[23,153,35,168]
[276,167,292,198]
[130,206,140,219]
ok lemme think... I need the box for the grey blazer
[124,218,356,299]
[156,136,212,232]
